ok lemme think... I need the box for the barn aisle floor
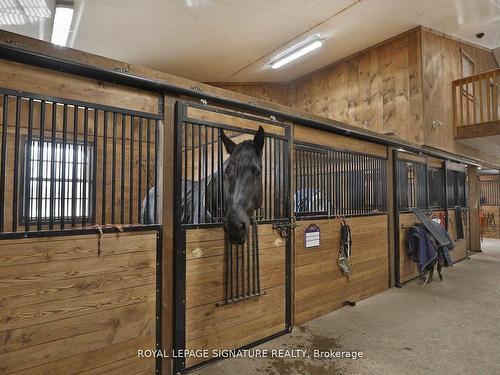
[194,239,500,375]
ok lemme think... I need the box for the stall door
[173,100,292,372]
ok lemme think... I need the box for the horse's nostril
[240,221,246,229]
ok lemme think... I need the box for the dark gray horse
[141,126,265,244]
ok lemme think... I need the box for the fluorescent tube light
[271,39,323,69]
[51,3,74,46]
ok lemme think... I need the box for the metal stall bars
[480,179,500,206]
[0,87,161,235]
[173,100,292,373]
[294,142,387,219]
[395,158,428,212]
[0,87,164,374]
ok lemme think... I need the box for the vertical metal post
[0,94,8,231]
[146,118,151,224]
[111,112,117,224]
[25,99,34,232]
[129,115,134,223]
[393,149,402,287]
[82,108,89,226]
[101,111,108,224]
[49,102,56,230]
[71,105,78,227]
[12,97,21,232]
[121,114,126,223]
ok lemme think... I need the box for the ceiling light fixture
[271,36,324,70]
[51,1,74,46]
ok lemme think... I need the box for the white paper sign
[304,224,320,248]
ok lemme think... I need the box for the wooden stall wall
[291,28,424,146]
[0,230,158,374]
[208,82,290,107]
[294,216,388,325]
[421,28,499,161]
[293,125,389,325]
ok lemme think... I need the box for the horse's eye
[253,167,261,176]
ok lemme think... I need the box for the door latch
[273,218,297,238]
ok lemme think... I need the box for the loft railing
[452,68,499,137]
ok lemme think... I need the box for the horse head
[221,126,265,244]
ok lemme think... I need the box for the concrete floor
[194,239,500,375]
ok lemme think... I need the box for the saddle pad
[410,207,452,246]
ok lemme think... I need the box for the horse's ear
[221,129,236,154]
[253,126,265,156]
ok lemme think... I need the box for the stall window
[23,138,93,223]
[428,167,445,209]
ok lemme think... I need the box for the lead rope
[338,220,352,279]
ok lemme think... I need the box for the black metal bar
[254,220,260,292]
[111,112,117,224]
[121,113,126,223]
[102,111,108,224]
[92,109,98,225]
[154,118,159,224]
[197,125,201,223]
[155,228,163,375]
[246,227,250,296]
[0,94,8,232]
[129,115,134,223]
[393,149,402,287]
[172,102,186,373]
[204,125,208,223]
[444,161,449,229]
[48,101,56,230]
[138,116,143,223]
[12,96,21,232]
[146,118,151,224]
[60,104,67,229]
[267,137,271,219]
[0,223,161,240]
[183,122,188,223]
[36,101,45,230]
[24,99,34,232]
[218,128,224,219]
[190,123,194,224]
[210,126,214,222]
[71,105,78,227]
[82,107,88,227]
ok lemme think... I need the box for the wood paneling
[0,59,158,114]
[184,224,285,367]
[0,231,157,374]
[294,216,389,325]
[208,83,290,107]
[292,29,424,146]
[421,28,498,160]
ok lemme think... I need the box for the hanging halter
[338,220,352,279]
